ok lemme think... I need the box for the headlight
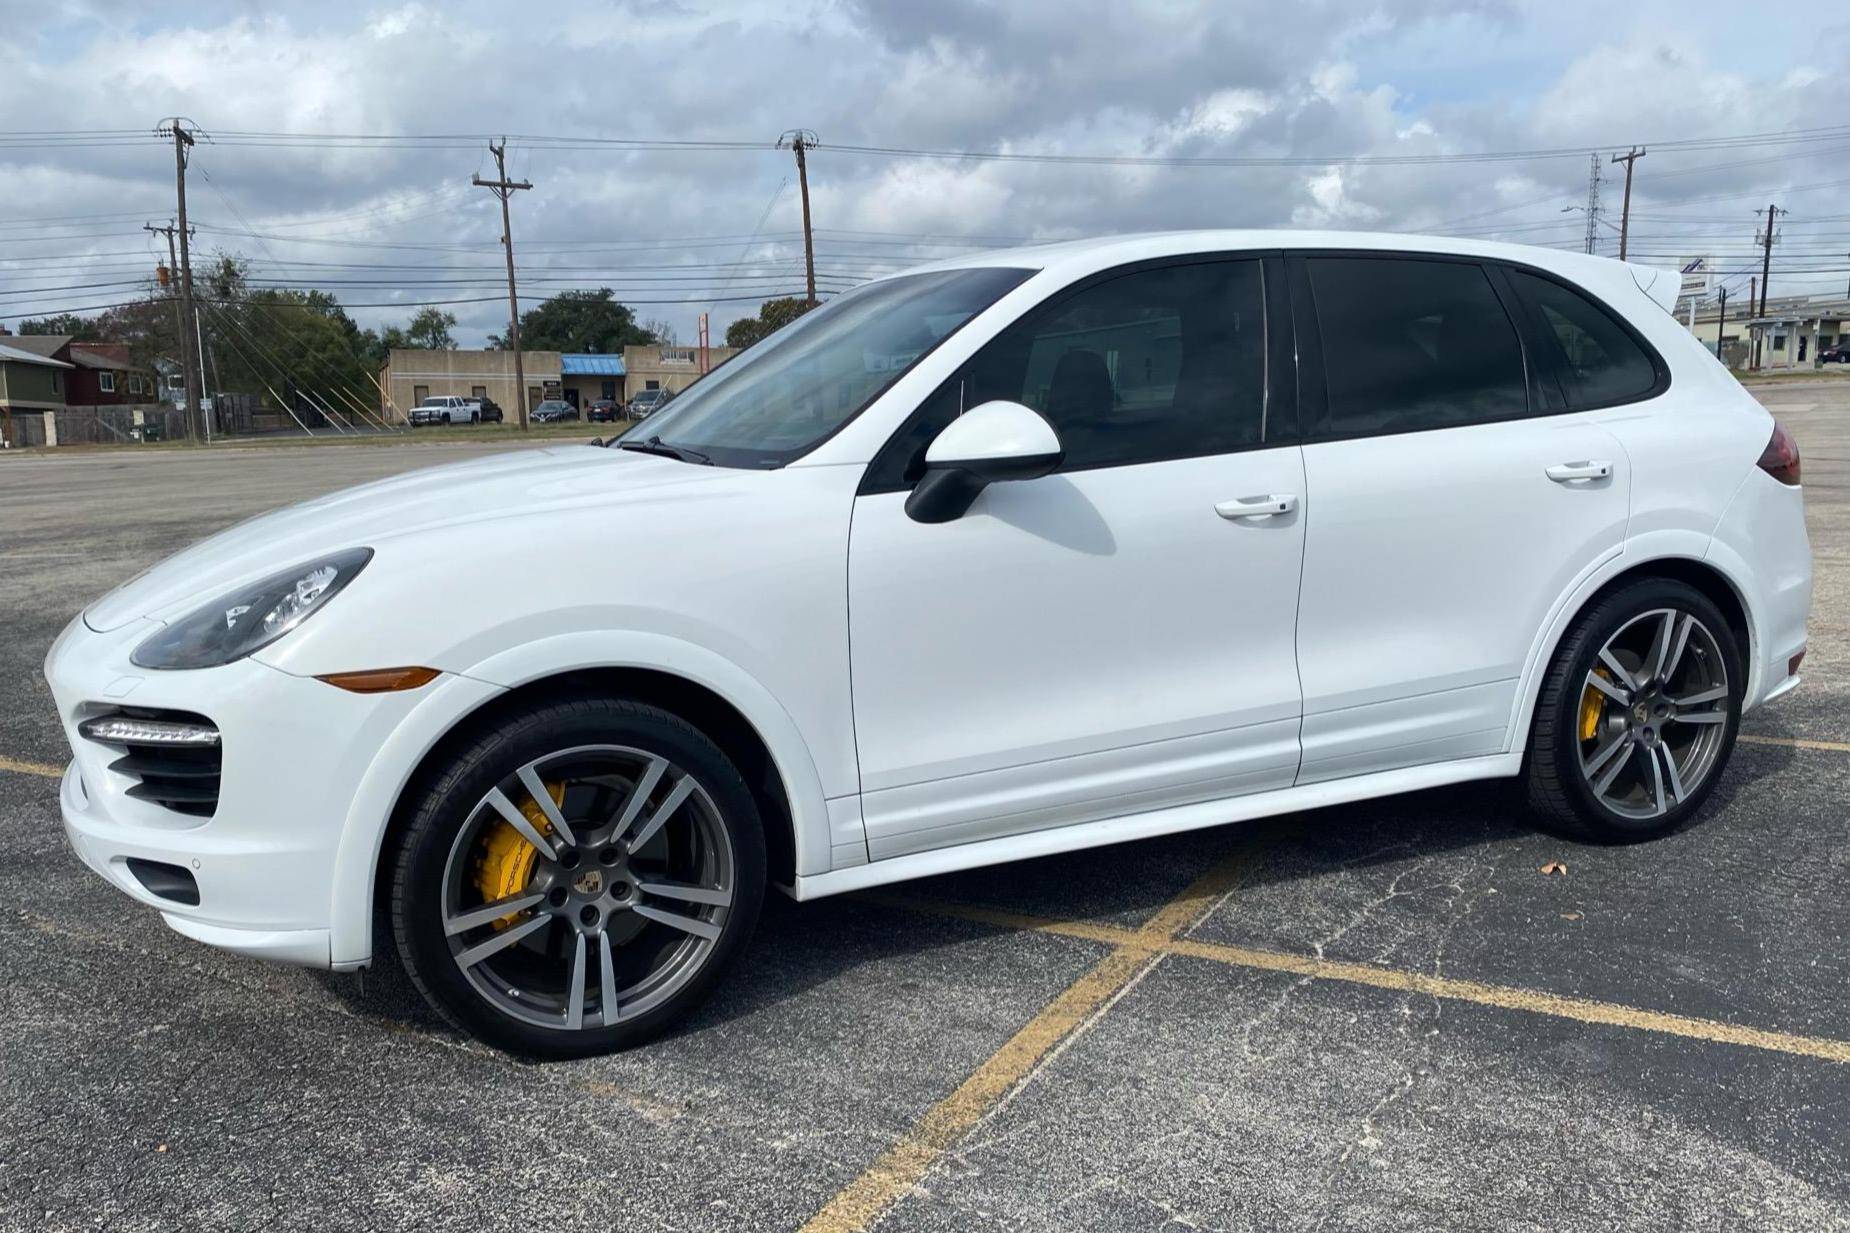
[130,548,373,670]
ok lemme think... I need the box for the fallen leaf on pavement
[1540,861,1568,876]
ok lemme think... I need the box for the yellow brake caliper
[1580,667,1614,742]
[473,779,566,928]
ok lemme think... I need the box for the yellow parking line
[1739,733,1850,754]
[799,852,1245,1233]
[0,755,62,779]
[877,897,1850,1068]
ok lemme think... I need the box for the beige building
[380,343,739,422]
[379,348,562,422]
[621,343,738,402]
[1679,293,1847,371]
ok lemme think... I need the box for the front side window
[863,259,1268,489]
[1507,270,1659,408]
[99,371,116,393]
[1307,256,1527,437]
[625,267,1032,468]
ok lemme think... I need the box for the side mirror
[905,400,1063,524]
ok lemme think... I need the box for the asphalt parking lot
[2,389,1847,1233]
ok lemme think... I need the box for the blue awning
[561,353,626,375]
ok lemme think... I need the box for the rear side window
[1307,257,1527,437]
[1507,270,1660,408]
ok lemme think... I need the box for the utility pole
[474,140,533,430]
[1583,153,1602,256]
[1756,203,1784,316]
[1713,285,1728,361]
[144,221,189,427]
[779,130,819,306]
[1749,276,1759,370]
[1610,146,1646,262]
[158,118,202,439]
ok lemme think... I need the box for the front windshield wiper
[617,435,711,465]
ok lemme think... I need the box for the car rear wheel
[470,412,480,424]
[391,695,766,1056]
[1525,578,1741,842]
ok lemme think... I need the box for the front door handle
[1216,494,1298,520]
[1545,460,1613,483]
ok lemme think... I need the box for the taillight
[1757,419,1801,486]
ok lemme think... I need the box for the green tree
[724,296,815,349]
[15,312,104,339]
[489,289,653,353]
[404,307,457,350]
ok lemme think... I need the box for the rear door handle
[1545,460,1613,483]
[1216,494,1298,520]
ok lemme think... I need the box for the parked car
[531,399,579,423]
[586,398,623,423]
[476,397,504,423]
[626,388,667,419]
[46,231,1811,1058]
[1821,344,1849,364]
[407,395,479,426]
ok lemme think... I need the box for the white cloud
[0,1,1845,345]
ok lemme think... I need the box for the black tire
[441,413,451,425]
[1525,578,1742,842]
[391,695,766,1057]
[470,412,480,424]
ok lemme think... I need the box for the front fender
[323,630,838,969]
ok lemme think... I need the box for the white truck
[407,395,481,426]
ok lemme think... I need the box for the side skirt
[787,753,1521,901]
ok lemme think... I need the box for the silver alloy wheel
[1578,607,1731,820]
[439,743,735,1031]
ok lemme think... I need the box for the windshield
[620,266,1033,467]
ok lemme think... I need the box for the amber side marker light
[316,666,441,694]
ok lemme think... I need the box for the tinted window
[1308,257,1527,436]
[864,259,1266,487]
[1508,270,1659,407]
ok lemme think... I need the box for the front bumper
[44,612,444,969]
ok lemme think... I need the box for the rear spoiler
[1628,263,1680,315]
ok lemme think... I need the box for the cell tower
[1584,153,1602,255]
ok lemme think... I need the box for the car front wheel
[391,696,766,1056]
[1525,578,1741,842]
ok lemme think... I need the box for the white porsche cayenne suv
[46,231,1810,1056]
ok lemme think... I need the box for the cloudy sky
[4,1,1848,346]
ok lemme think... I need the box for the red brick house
[5,336,158,405]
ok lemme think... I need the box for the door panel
[1295,415,1630,781]
[849,446,1306,857]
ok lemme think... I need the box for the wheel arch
[329,636,829,969]
[1508,548,1754,754]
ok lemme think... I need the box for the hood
[85,444,723,631]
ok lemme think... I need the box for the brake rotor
[473,779,565,928]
